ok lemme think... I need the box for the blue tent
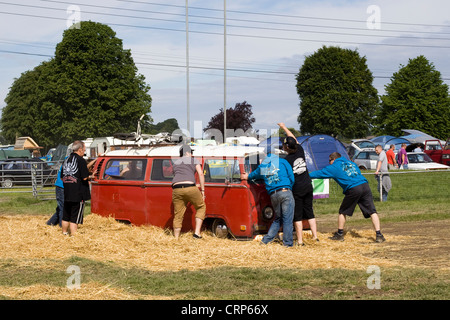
[383,137,410,150]
[298,135,350,172]
[371,136,411,150]
[259,134,350,172]
[371,135,396,145]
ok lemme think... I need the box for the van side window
[151,159,174,181]
[204,159,240,183]
[103,159,146,180]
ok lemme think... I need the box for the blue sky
[1,0,449,139]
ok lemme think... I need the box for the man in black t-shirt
[278,123,319,246]
[61,140,91,235]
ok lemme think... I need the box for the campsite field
[0,171,448,300]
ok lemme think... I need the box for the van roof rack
[112,132,184,146]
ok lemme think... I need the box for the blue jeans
[46,186,64,227]
[262,189,294,247]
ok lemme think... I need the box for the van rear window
[103,159,146,180]
[151,159,174,181]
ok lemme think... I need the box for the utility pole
[186,0,190,135]
[223,0,227,142]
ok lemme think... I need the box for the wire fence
[323,169,450,202]
[1,159,448,203]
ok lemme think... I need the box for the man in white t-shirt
[375,145,392,202]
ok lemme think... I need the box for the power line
[116,0,450,28]
[0,49,52,58]
[1,10,450,50]
[1,49,450,81]
[33,0,450,36]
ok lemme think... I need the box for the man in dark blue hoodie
[241,150,295,247]
[309,152,385,243]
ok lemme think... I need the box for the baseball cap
[283,136,297,149]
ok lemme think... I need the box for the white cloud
[1,0,449,140]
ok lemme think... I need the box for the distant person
[386,144,397,170]
[309,152,385,243]
[241,148,295,247]
[120,161,142,180]
[61,141,92,236]
[278,122,318,245]
[375,145,392,202]
[397,143,409,169]
[171,144,206,239]
[46,160,65,227]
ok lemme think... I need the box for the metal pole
[223,0,227,142]
[186,0,190,135]
[379,173,383,202]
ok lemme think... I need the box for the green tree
[1,21,152,147]
[296,46,379,138]
[148,118,180,134]
[376,56,450,139]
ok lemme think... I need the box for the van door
[203,158,254,237]
[147,158,176,230]
[98,158,148,225]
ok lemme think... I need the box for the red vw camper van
[90,144,286,239]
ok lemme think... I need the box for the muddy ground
[318,217,450,270]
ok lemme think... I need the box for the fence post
[379,173,383,202]
[31,164,37,198]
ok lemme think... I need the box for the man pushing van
[171,144,206,239]
[240,148,295,247]
[61,140,92,236]
[309,152,386,243]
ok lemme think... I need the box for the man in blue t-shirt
[309,152,385,243]
[241,150,295,247]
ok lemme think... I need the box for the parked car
[352,150,379,170]
[347,139,375,160]
[424,139,450,166]
[0,158,56,188]
[406,152,450,170]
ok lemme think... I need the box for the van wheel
[211,219,229,239]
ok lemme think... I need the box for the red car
[424,139,450,166]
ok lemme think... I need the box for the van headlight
[262,206,274,220]
[442,154,450,159]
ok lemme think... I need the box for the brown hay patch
[0,214,410,272]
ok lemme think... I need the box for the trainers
[375,233,386,243]
[193,234,202,239]
[329,232,344,241]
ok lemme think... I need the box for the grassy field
[0,170,448,301]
